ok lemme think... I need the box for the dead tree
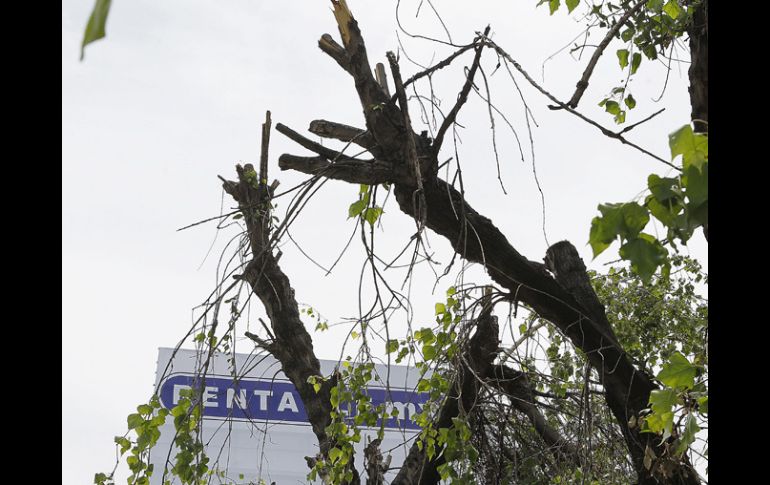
[218,1,706,483]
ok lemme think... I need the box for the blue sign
[159,374,430,430]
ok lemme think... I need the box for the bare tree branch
[273,2,702,482]
[278,153,405,185]
[276,122,362,163]
[308,119,376,150]
[488,40,680,171]
[433,26,490,154]
[562,0,647,109]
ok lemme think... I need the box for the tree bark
[276,9,702,483]
[222,163,360,484]
[273,2,704,482]
[688,0,708,243]
[688,0,708,135]
[392,297,500,484]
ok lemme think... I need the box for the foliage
[590,124,708,281]
[94,389,219,485]
[535,1,710,283]
[592,257,707,470]
[638,351,706,471]
[81,0,112,61]
[488,255,709,483]
[348,184,385,227]
[540,0,704,124]
[591,255,707,371]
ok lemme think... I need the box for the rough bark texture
[391,180,673,483]
[222,162,359,484]
[364,438,388,485]
[688,0,708,135]
[272,3,703,482]
[208,1,711,483]
[688,0,708,242]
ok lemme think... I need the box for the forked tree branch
[221,158,359,483]
[562,0,647,109]
[433,26,490,154]
[274,2,699,483]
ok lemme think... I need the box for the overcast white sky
[62,1,706,483]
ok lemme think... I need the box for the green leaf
[171,401,188,417]
[127,413,144,430]
[686,200,708,228]
[114,436,131,455]
[663,0,682,19]
[617,203,650,238]
[566,0,580,13]
[617,49,630,69]
[647,174,679,202]
[645,196,678,227]
[518,323,528,334]
[604,100,621,115]
[645,407,674,438]
[94,473,108,485]
[363,207,383,227]
[642,44,658,60]
[631,52,642,74]
[549,0,561,15]
[657,352,697,389]
[137,404,153,415]
[435,303,446,315]
[682,163,708,207]
[589,217,612,257]
[598,203,623,232]
[329,386,340,407]
[624,94,636,109]
[81,0,112,61]
[646,388,677,437]
[590,202,649,256]
[417,379,431,392]
[697,396,708,415]
[614,110,626,124]
[328,447,343,464]
[386,339,399,353]
[646,0,664,9]
[621,27,635,42]
[348,198,368,218]
[669,124,708,171]
[619,233,666,281]
[675,414,700,455]
[423,344,437,361]
[416,327,435,344]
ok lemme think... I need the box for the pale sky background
[62,1,706,484]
